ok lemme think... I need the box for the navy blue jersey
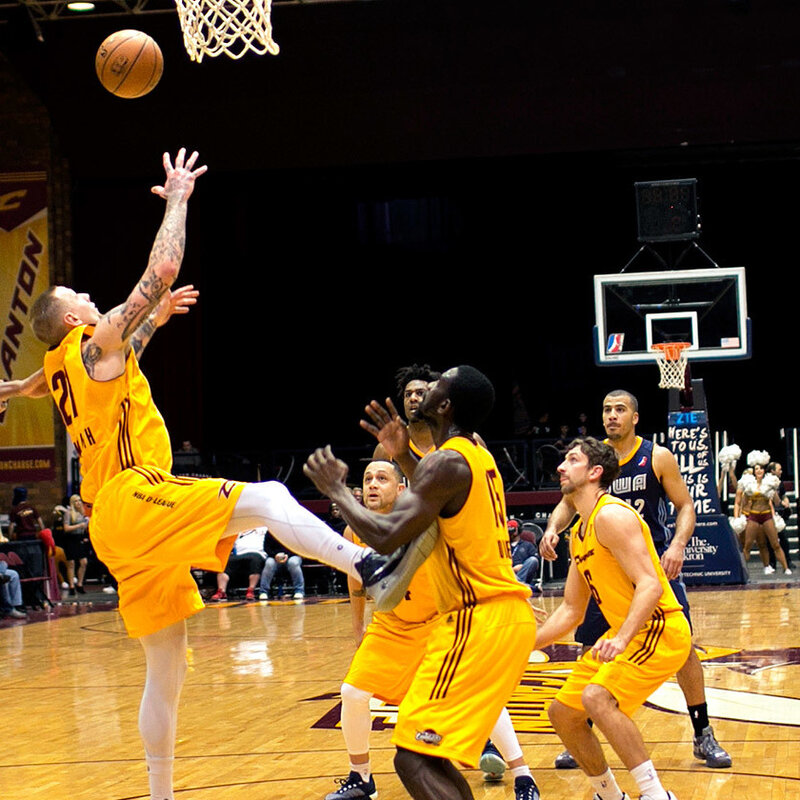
[607,436,671,551]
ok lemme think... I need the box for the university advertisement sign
[666,409,748,585]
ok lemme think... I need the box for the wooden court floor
[2,583,799,799]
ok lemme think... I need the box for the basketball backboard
[593,267,750,365]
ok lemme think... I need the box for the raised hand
[151,148,207,203]
[359,398,410,461]
[152,285,199,328]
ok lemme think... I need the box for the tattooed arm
[82,149,207,380]
[130,285,199,360]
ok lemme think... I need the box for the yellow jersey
[42,324,173,506]
[570,493,683,633]
[427,436,530,614]
[409,438,434,460]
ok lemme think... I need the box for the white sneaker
[293,592,305,600]
[102,586,117,594]
[258,591,268,601]
[61,582,69,589]
[764,565,775,575]
[785,568,793,576]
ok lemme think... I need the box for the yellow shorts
[90,466,245,638]
[555,610,691,717]
[345,611,440,705]
[392,596,536,767]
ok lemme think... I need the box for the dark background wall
[2,0,800,468]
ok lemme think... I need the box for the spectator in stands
[508,518,540,592]
[326,502,347,535]
[575,411,591,436]
[8,487,44,540]
[0,559,27,619]
[532,412,552,437]
[210,528,267,602]
[173,439,202,473]
[555,424,572,454]
[260,531,305,600]
[55,494,90,595]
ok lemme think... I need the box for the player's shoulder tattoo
[82,342,103,377]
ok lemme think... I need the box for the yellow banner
[0,172,55,482]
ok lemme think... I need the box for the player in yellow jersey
[372,363,439,469]
[366,363,539,791]
[535,438,691,800]
[0,149,431,800]
[328,458,538,800]
[305,366,539,800]
[540,391,731,770]
[326,459,439,800]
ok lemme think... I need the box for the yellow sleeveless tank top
[570,493,682,632]
[427,436,530,614]
[43,324,173,505]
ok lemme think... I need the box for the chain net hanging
[174,0,280,62]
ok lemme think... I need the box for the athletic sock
[510,765,533,780]
[146,755,174,800]
[688,702,710,737]
[630,760,669,800]
[589,768,624,800]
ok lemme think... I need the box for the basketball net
[652,342,691,390]
[174,0,280,62]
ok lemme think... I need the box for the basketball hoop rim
[652,341,692,360]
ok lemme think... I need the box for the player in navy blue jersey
[540,391,732,773]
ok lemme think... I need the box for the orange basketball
[95,30,163,99]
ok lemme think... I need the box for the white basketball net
[174,0,280,62]
[653,343,690,390]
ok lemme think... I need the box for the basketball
[95,30,163,99]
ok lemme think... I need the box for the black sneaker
[356,521,438,612]
[554,749,578,769]
[324,770,377,799]
[514,776,540,800]
[693,725,732,768]
[479,739,506,781]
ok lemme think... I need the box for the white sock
[630,760,668,800]
[510,765,532,779]
[146,755,174,800]
[489,708,524,763]
[589,768,624,800]
[340,682,373,760]
[224,482,364,579]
